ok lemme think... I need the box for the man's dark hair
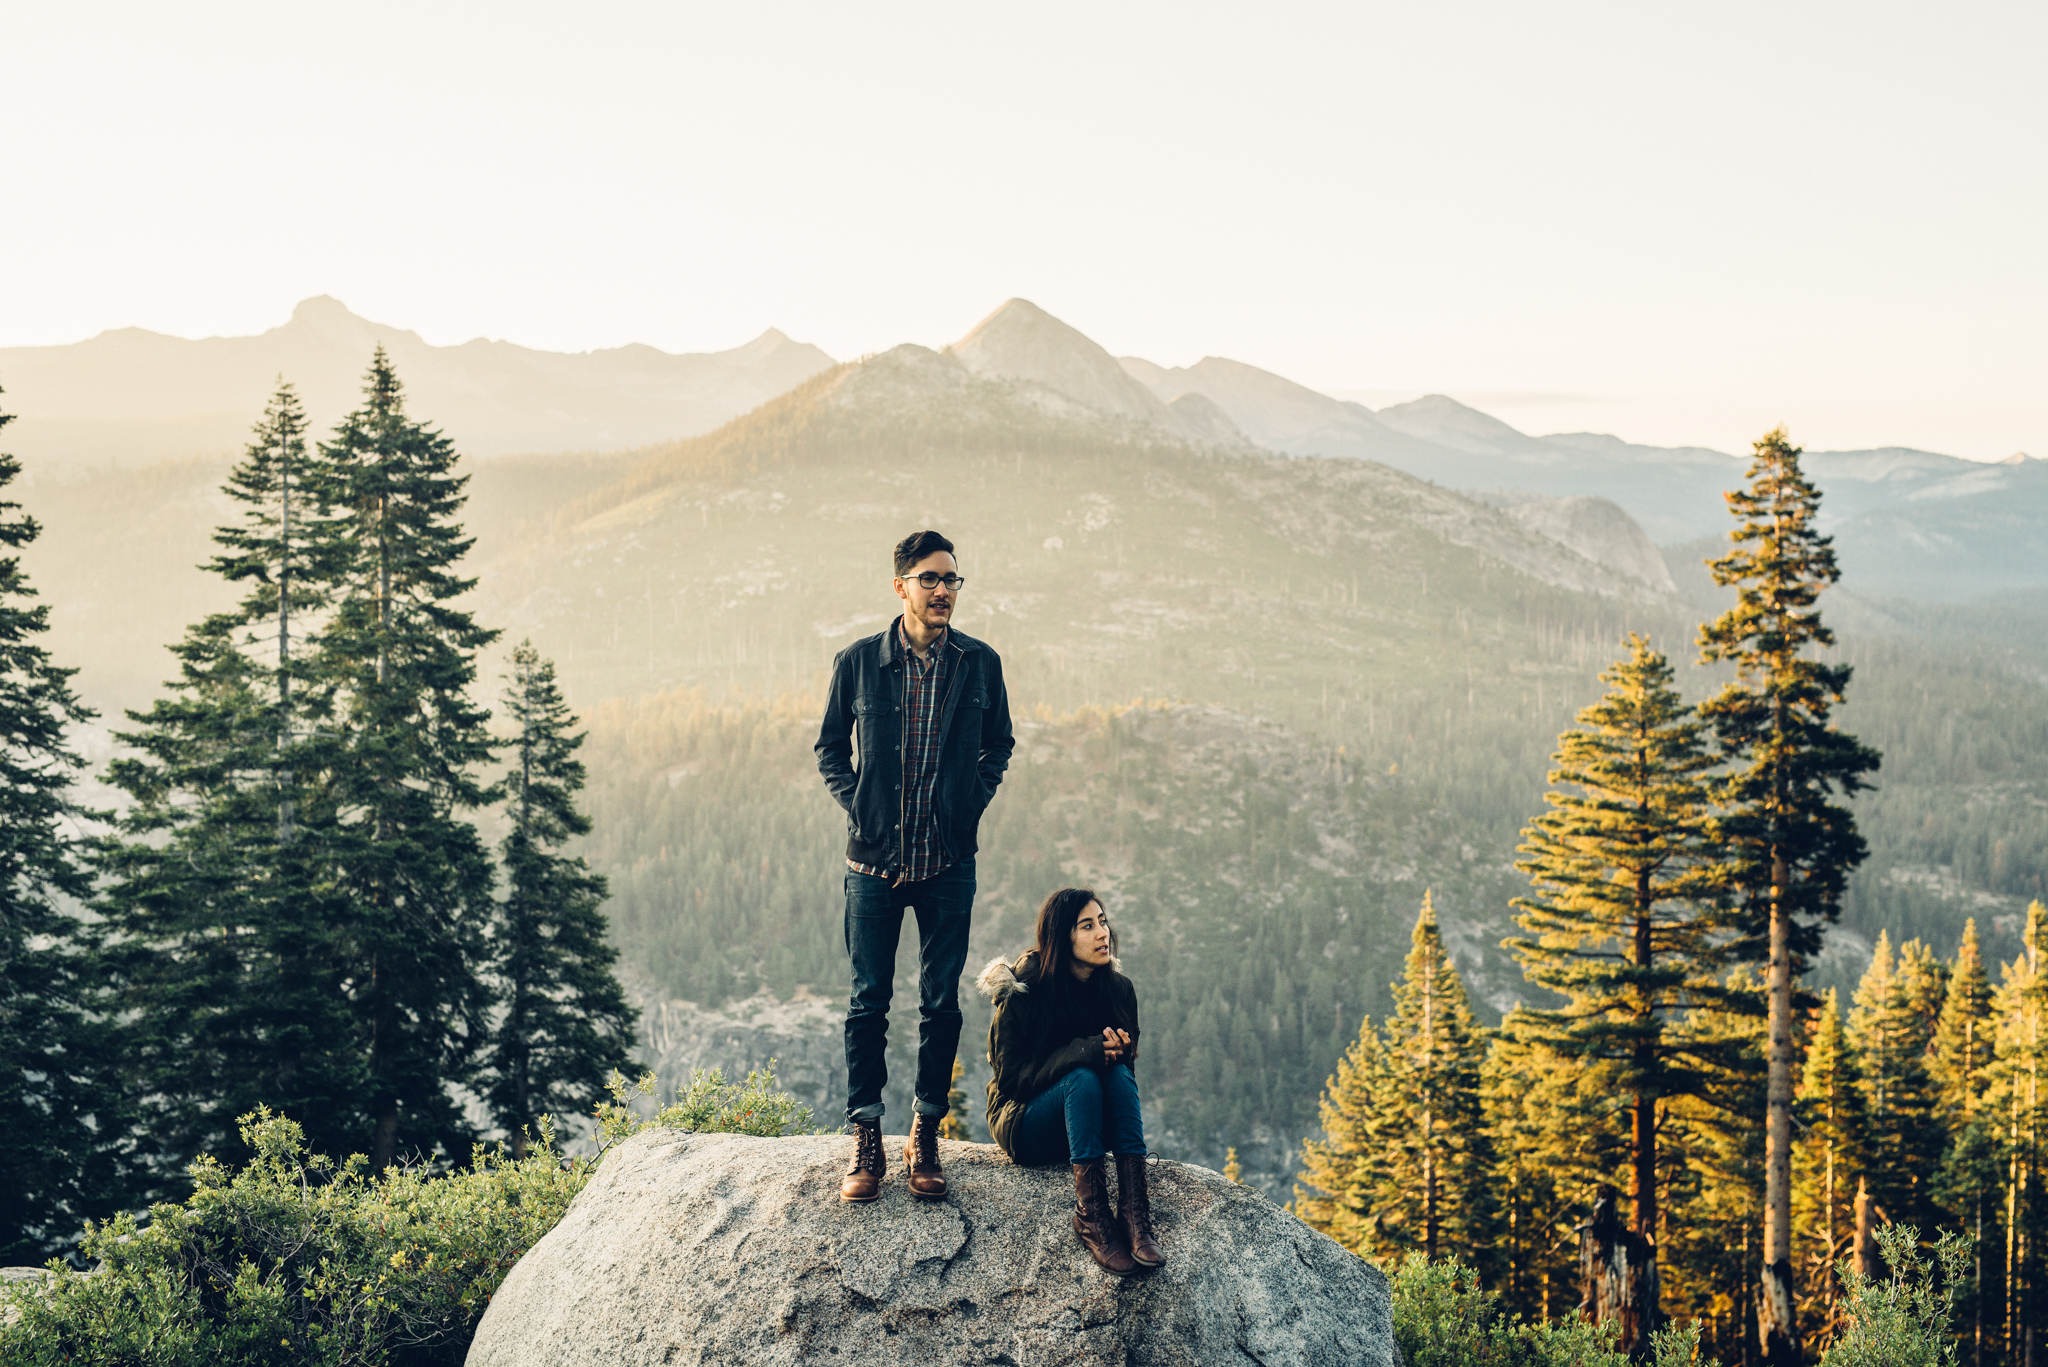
[893,529,955,577]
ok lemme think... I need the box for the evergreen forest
[3,345,2045,1365]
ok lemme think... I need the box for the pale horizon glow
[3,1,2042,461]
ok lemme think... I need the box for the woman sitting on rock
[976,887,1162,1277]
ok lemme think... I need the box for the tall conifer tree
[1484,1024,1616,1320]
[1991,901,2048,1362]
[1932,920,2001,1365]
[1657,965,1770,1361]
[1697,426,1880,1364]
[310,349,499,1168]
[1295,1014,1390,1255]
[0,395,126,1259]
[480,642,634,1154]
[211,382,331,833]
[1298,896,1496,1273]
[1846,932,1945,1227]
[98,381,358,1172]
[1793,988,1869,1341]
[1374,894,1497,1269]
[1936,921,1999,1122]
[1508,634,1735,1280]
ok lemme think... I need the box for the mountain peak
[1374,394,1541,456]
[289,294,356,323]
[946,300,1178,428]
[277,294,416,352]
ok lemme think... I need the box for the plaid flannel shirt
[847,620,952,884]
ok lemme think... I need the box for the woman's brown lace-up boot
[903,1113,947,1200]
[1071,1161,1139,1276]
[1113,1153,1164,1267]
[840,1118,885,1202]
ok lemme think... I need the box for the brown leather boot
[840,1118,885,1202]
[903,1113,947,1200]
[1072,1161,1139,1276]
[1114,1153,1164,1268]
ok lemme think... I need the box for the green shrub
[1388,1253,1718,1367]
[593,1061,813,1146]
[0,1064,810,1366]
[1819,1225,1968,1367]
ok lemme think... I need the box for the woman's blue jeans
[1014,1064,1147,1165]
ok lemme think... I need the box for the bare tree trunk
[1632,869,1659,1245]
[370,950,399,1170]
[372,1106,399,1171]
[1759,851,1803,1365]
[1632,1089,1657,1238]
[1852,1178,1881,1280]
[1823,1131,1837,1329]
[1422,941,1439,1262]
[1423,1134,1438,1262]
[277,429,294,840]
[1581,1184,1661,1358]
[369,495,395,1169]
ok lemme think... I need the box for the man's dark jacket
[815,624,1015,871]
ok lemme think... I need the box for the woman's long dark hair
[1030,887,1116,991]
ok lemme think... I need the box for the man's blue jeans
[1013,1065,1148,1165]
[843,858,975,1123]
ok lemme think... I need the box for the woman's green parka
[976,950,1140,1160]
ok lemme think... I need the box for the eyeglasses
[901,572,966,591]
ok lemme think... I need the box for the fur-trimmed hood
[975,950,1125,1003]
[975,955,1031,1003]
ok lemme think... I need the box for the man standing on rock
[816,529,1014,1203]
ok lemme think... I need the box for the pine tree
[1793,988,1869,1342]
[0,395,127,1259]
[1931,920,2001,1365]
[97,382,361,1174]
[1990,901,2048,1362]
[1934,921,1998,1123]
[1371,894,1497,1269]
[480,641,634,1155]
[1846,933,1945,1228]
[1658,965,1771,1364]
[1484,1023,1617,1321]
[310,349,500,1168]
[1507,633,1735,1277]
[1299,903,1497,1276]
[1295,1013,1387,1256]
[208,381,331,835]
[1697,426,1881,1364]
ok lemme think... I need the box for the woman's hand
[1100,1027,1133,1064]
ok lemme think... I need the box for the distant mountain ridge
[0,296,836,465]
[1112,351,2046,600]
[3,294,2037,600]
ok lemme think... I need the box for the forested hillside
[579,690,1513,1172]
[8,325,2048,1363]
[18,347,2045,1036]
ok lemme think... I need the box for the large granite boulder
[468,1130,1396,1366]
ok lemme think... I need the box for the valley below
[11,298,2046,1197]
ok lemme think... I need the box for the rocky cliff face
[1466,489,1678,593]
[467,1130,1397,1367]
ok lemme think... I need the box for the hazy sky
[5,1,2042,460]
